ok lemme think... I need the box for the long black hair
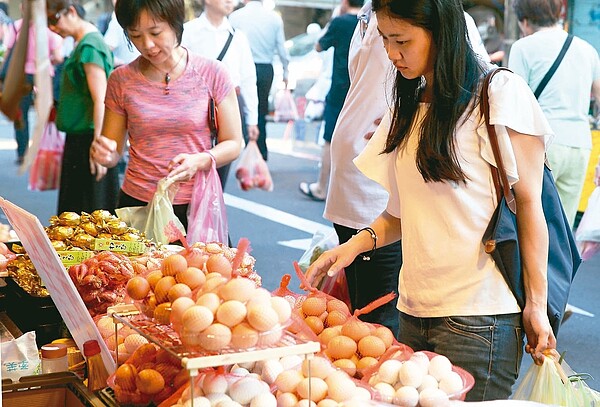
[373,0,485,183]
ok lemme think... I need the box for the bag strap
[216,31,234,62]
[481,67,517,213]
[533,34,573,99]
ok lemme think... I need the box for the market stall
[0,199,595,406]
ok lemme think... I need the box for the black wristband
[356,227,377,261]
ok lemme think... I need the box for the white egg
[438,370,464,396]
[409,351,430,375]
[230,367,250,377]
[214,400,242,407]
[374,382,396,400]
[229,376,264,405]
[302,356,335,379]
[274,369,303,393]
[250,392,276,407]
[428,355,453,381]
[418,374,439,392]
[398,360,424,388]
[354,386,372,401]
[276,392,298,407]
[296,400,317,407]
[419,387,451,407]
[183,396,210,407]
[205,392,231,405]
[236,361,256,371]
[203,374,229,395]
[326,371,356,402]
[279,355,303,370]
[297,377,328,402]
[394,386,419,407]
[377,359,403,384]
[260,359,284,384]
[368,373,380,386]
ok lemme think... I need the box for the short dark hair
[0,2,9,15]
[115,0,185,45]
[513,0,562,27]
[46,0,85,18]
[348,0,363,8]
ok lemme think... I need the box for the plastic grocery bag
[298,227,338,271]
[186,155,228,245]
[28,119,65,191]
[274,88,299,122]
[234,140,273,191]
[513,350,600,406]
[1,331,41,381]
[576,186,600,261]
[116,177,185,245]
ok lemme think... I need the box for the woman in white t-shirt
[306,0,555,401]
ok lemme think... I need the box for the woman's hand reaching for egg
[304,244,359,289]
[167,152,213,183]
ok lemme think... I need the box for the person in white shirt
[103,0,140,67]
[307,0,555,400]
[229,0,289,161]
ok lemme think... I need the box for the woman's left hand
[89,156,107,181]
[522,303,556,366]
[167,152,212,183]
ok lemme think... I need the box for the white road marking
[278,238,314,251]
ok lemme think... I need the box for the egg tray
[111,312,321,373]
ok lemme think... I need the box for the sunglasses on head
[47,8,68,26]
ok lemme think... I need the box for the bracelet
[356,227,377,261]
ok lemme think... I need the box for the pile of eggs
[112,343,187,405]
[297,295,352,336]
[273,355,372,406]
[96,315,149,364]
[367,351,466,407]
[168,368,276,407]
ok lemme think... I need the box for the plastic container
[41,343,68,373]
[83,339,110,392]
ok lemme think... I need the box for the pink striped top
[105,52,233,204]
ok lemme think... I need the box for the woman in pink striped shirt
[91,0,242,230]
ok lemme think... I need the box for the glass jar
[41,343,68,373]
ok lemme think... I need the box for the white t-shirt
[103,12,139,66]
[354,70,554,317]
[509,27,600,149]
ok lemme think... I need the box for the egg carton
[111,311,321,375]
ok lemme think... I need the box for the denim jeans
[397,312,524,401]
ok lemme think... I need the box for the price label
[56,250,94,266]
[94,238,146,254]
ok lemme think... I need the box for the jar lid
[41,343,68,359]
[83,339,101,357]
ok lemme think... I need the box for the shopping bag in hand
[235,140,273,191]
[186,155,228,245]
[115,177,185,245]
[576,186,600,261]
[28,117,65,191]
[274,88,299,122]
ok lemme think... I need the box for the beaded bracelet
[356,227,377,261]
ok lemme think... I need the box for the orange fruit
[114,363,137,391]
[136,369,165,395]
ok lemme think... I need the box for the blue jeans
[397,312,524,401]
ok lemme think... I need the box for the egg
[203,373,228,394]
[153,302,172,325]
[228,376,263,405]
[195,292,221,314]
[377,359,403,384]
[183,396,210,407]
[247,305,279,332]
[276,392,298,407]
[136,368,165,395]
[230,366,250,376]
[358,335,386,358]
[428,355,453,381]
[154,276,177,304]
[374,381,396,399]
[183,247,208,269]
[357,356,378,371]
[341,318,371,342]
[439,370,464,396]
[418,374,439,392]
[126,276,151,301]
[205,393,232,405]
[373,326,395,349]
[316,399,338,407]
[326,335,357,360]
[394,386,420,407]
[326,298,350,314]
[354,386,372,401]
[170,297,195,330]
[333,358,356,377]
[304,315,324,335]
[219,278,256,302]
[116,343,130,364]
[302,356,335,379]
[301,296,327,317]
[274,369,304,393]
[230,323,259,349]
[168,283,193,303]
[410,351,431,375]
[162,254,188,277]
[260,359,284,384]
[199,323,231,351]
[245,288,272,308]
[297,377,328,402]
[270,296,292,324]
[257,325,283,347]
[114,363,137,391]
[216,300,247,327]
[201,275,227,293]
[182,305,214,332]
[399,360,425,388]
[205,254,232,278]
[318,327,341,347]
[325,310,348,327]
[250,392,276,407]
[279,355,303,370]
[296,399,317,407]
[146,269,164,290]
[176,266,206,290]
[124,334,149,354]
[325,370,356,402]
[96,316,121,338]
[419,387,451,407]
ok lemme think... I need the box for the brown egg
[153,302,172,325]
[327,299,351,314]
[304,315,324,335]
[341,318,371,342]
[333,359,357,377]
[301,296,327,317]
[146,270,164,291]
[154,276,177,304]
[205,254,232,278]
[327,335,357,360]
[136,369,165,395]
[167,283,192,303]
[126,276,151,301]
[326,310,348,327]
[114,364,137,391]
[161,254,188,277]
[176,267,206,290]
[199,323,232,351]
[357,335,386,358]
[373,326,395,349]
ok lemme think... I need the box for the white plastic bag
[298,228,338,272]
[274,89,299,122]
[576,186,600,260]
[1,331,41,381]
[116,177,185,245]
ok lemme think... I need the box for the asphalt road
[1,114,599,393]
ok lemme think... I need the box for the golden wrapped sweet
[90,209,114,224]
[80,221,99,237]
[10,243,25,254]
[97,232,113,240]
[51,240,68,251]
[7,256,49,297]
[58,212,81,226]
[120,232,141,242]
[47,226,75,241]
[106,220,128,235]
[71,233,95,249]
